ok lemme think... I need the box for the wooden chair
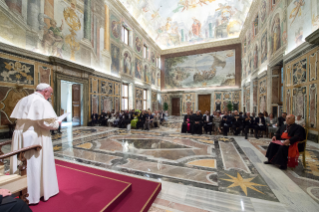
[0,140,42,204]
[298,128,308,168]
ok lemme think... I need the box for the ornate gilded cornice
[305,28,319,45]
[0,42,50,62]
[49,56,95,73]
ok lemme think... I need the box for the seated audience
[244,112,254,139]
[221,111,232,136]
[264,111,269,123]
[296,115,305,128]
[266,113,277,136]
[213,111,222,134]
[131,110,140,128]
[90,113,99,126]
[202,110,213,134]
[265,114,306,170]
[232,110,243,136]
[254,113,266,139]
[192,111,202,135]
[0,188,32,212]
[137,111,146,129]
[181,111,193,133]
[160,110,165,124]
[145,111,154,130]
[100,110,108,126]
[277,112,287,128]
[153,111,160,127]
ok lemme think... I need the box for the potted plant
[163,102,168,111]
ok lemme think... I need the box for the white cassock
[10,92,59,204]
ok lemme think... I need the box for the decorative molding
[305,28,319,45]
[49,56,95,74]
[0,42,50,62]
[283,42,314,63]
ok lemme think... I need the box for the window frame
[143,89,147,110]
[122,26,130,46]
[143,44,148,59]
[121,83,129,110]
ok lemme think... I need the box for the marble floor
[1,125,319,212]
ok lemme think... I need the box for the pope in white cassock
[10,83,60,204]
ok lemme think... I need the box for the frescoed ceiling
[119,0,253,50]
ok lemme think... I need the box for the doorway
[198,94,211,114]
[60,80,83,127]
[171,98,180,116]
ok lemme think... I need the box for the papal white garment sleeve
[10,92,59,204]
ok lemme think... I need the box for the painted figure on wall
[289,0,305,26]
[261,31,267,63]
[135,59,143,79]
[254,45,258,69]
[192,18,201,37]
[135,37,142,52]
[144,65,150,84]
[123,52,132,75]
[271,14,281,53]
[295,27,303,46]
[111,20,121,38]
[111,44,120,74]
[157,72,161,87]
[164,50,235,89]
[151,67,156,85]
[260,0,267,23]
[42,19,64,57]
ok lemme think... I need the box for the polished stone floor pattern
[53,127,277,202]
[2,122,319,211]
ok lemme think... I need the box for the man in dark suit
[91,113,99,126]
[137,111,146,129]
[254,113,266,139]
[221,111,233,136]
[160,110,165,125]
[231,110,243,136]
[243,112,254,139]
[277,112,287,128]
[100,110,107,126]
[0,188,32,212]
[202,111,213,134]
[145,111,153,130]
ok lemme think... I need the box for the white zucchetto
[36,83,51,91]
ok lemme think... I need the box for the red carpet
[30,159,161,212]
[29,163,131,212]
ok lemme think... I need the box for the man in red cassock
[264,114,306,170]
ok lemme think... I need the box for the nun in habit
[10,83,60,204]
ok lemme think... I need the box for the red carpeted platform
[29,159,161,212]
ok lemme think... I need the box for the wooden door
[72,84,81,124]
[171,98,180,116]
[198,95,211,114]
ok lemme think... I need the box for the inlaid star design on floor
[53,145,62,151]
[219,137,230,142]
[221,173,265,196]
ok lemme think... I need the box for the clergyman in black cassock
[265,115,305,170]
[0,189,32,212]
[181,112,192,133]
[191,111,202,135]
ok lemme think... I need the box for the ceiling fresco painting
[119,0,253,49]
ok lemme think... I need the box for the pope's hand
[0,189,11,197]
[58,121,62,125]
[272,136,276,141]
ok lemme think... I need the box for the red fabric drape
[281,132,299,168]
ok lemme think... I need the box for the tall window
[122,26,129,45]
[209,23,213,38]
[181,29,184,42]
[122,84,129,110]
[143,89,147,110]
[143,45,148,58]
[158,57,161,69]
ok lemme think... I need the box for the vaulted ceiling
[119,0,253,50]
